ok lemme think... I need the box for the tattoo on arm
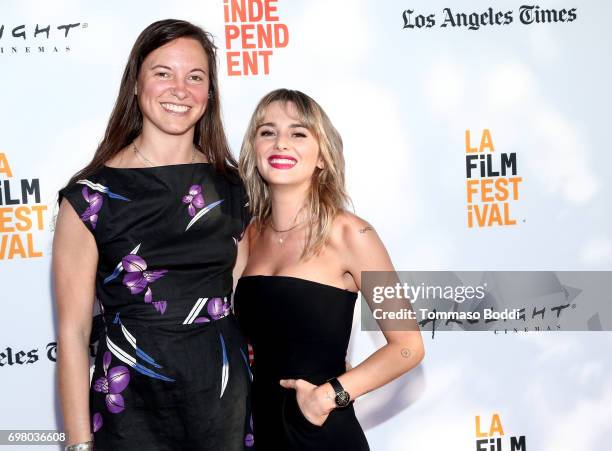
[401,348,412,359]
[359,226,373,234]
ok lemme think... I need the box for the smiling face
[254,101,324,189]
[136,37,209,137]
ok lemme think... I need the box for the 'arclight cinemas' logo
[475,413,526,451]
[0,21,88,55]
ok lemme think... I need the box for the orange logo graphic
[475,413,526,451]
[465,129,523,227]
[0,152,47,259]
[224,0,289,76]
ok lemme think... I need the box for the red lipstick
[267,154,297,169]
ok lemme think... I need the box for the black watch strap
[328,377,351,407]
[328,377,344,394]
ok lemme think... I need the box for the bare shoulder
[329,210,381,254]
[329,211,393,280]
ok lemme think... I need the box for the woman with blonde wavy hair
[234,89,425,450]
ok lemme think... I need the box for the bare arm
[53,200,98,445]
[326,220,424,400]
[281,216,424,425]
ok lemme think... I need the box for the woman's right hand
[280,378,336,426]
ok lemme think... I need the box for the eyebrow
[150,64,207,73]
[257,122,308,129]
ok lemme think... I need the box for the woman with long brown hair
[53,20,252,450]
[235,89,424,450]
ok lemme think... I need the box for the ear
[316,156,324,170]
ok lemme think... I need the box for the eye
[292,132,307,138]
[155,72,170,79]
[188,74,205,82]
[258,129,275,137]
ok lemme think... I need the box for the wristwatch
[327,377,351,408]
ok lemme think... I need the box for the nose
[170,79,188,100]
[275,134,289,150]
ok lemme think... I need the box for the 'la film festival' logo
[465,129,523,228]
[475,413,526,450]
[0,152,46,259]
[224,0,289,76]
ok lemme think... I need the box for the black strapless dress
[234,275,370,451]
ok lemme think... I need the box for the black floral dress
[59,163,254,451]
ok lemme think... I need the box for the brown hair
[239,89,351,258]
[62,19,237,189]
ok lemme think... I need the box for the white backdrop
[1,1,611,450]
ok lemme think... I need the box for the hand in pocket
[280,378,334,427]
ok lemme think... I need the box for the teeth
[161,103,190,113]
[270,158,296,165]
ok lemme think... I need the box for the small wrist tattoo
[359,226,373,234]
[400,348,412,359]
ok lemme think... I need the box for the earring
[208,90,212,99]
[134,85,137,96]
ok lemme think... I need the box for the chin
[158,123,198,136]
[146,112,200,135]
[266,177,311,190]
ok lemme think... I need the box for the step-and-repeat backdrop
[1,1,611,449]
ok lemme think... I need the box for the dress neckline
[102,162,211,171]
[238,274,358,296]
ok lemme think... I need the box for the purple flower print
[80,187,103,229]
[244,414,254,447]
[153,301,167,315]
[121,255,167,314]
[207,297,230,320]
[192,297,230,323]
[182,185,205,217]
[92,412,103,433]
[93,352,130,414]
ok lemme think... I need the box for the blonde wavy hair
[239,89,351,258]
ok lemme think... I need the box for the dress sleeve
[237,182,252,241]
[58,182,100,238]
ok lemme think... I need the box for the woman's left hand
[280,378,336,426]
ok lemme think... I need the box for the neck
[269,182,310,230]
[137,122,196,165]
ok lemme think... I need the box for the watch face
[335,390,351,407]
